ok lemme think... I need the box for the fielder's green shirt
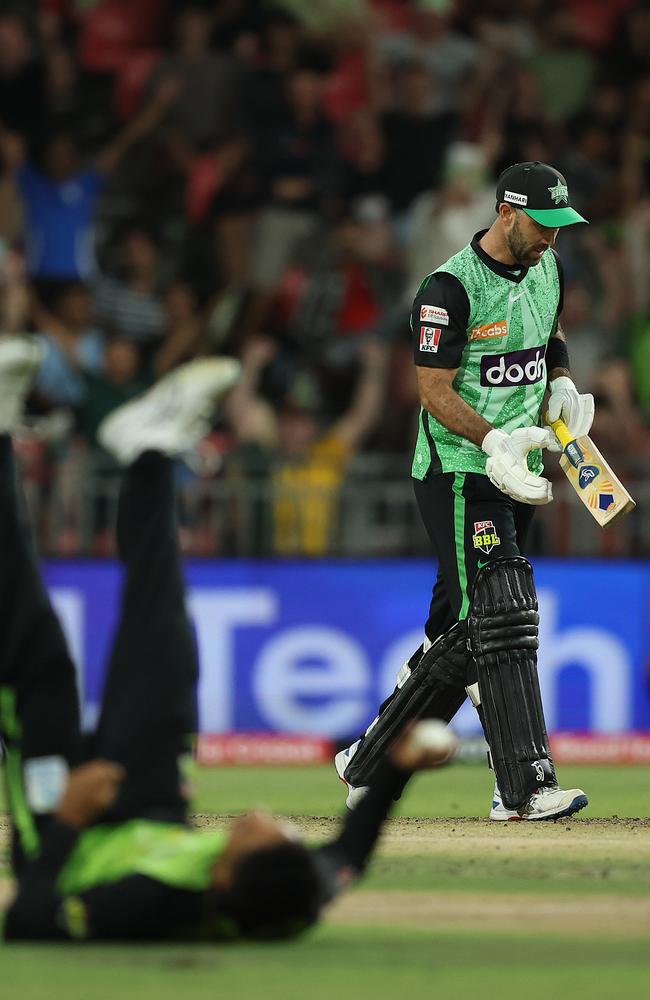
[411,230,563,479]
[57,821,227,895]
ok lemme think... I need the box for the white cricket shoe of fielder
[334,742,369,810]
[489,782,588,821]
[98,357,241,465]
[0,336,44,433]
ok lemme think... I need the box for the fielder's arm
[315,726,454,902]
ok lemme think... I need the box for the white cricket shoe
[489,784,521,821]
[334,742,369,810]
[489,782,588,821]
[0,336,44,433]
[98,357,241,465]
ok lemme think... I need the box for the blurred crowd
[0,0,649,556]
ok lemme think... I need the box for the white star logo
[548,181,569,205]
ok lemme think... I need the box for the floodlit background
[0,3,649,995]
[0,0,646,746]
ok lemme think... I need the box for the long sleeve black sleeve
[314,760,410,902]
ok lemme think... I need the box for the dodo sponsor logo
[480,345,547,387]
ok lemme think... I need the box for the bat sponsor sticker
[577,465,600,489]
[473,520,501,554]
[587,482,616,513]
[419,325,442,353]
[420,304,449,325]
[470,320,508,342]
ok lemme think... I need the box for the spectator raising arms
[0,78,181,287]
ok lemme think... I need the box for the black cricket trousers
[415,470,535,640]
[371,470,535,733]
[0,437,198,872]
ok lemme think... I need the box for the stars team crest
[548,180,569,204]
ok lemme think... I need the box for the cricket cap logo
[548,180,569,205]
[495,162,587,227]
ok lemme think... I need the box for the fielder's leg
[91,357,240,822]
[0,341,81,871]
[90,451,198,823]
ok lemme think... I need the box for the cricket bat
[546,416,636,526]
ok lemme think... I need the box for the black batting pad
[468,557,556,810]
[344,623,469,788]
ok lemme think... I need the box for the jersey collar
[470,230,529,284]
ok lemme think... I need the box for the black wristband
[546,337,570,374]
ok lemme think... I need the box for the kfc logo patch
[420,304,449,325]
[419,326,442,353]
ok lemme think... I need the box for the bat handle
[545,414,575,449]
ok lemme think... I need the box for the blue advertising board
[42,560,650,737]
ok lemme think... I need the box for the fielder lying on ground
[0,342,454,942]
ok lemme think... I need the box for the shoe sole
[0,343,44,380]
[98,358,241,460]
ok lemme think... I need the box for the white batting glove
[546,376,594,451]
[482,427,555,505]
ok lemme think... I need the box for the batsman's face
[211,811,302,889]
[503,207,559,267]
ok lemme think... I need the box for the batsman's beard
[505,216,549,267]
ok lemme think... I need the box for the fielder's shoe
[334,741,369,810]
[489,782,588,821]
[98,357,241,465]
[0,336,44,433]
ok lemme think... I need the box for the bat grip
[545,415,575,449]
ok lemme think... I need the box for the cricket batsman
[337,161,593,821]
[0,341,454,942]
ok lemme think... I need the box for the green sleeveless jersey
[57,820,227,896]
[411,232,562,479]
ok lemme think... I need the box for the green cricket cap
[495,161,588,227]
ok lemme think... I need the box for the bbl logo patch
[473,520,501,555]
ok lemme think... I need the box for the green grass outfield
[2,764,649,1000]
[191,761,650,818]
